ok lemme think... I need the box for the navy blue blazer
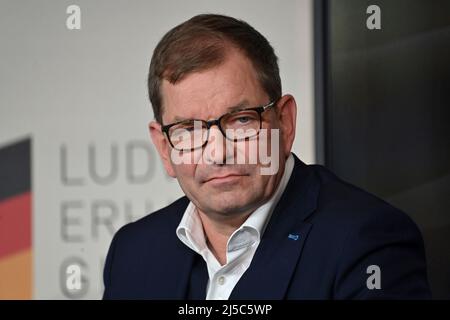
[103,154,431,299]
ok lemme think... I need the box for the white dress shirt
[176,154,295,300]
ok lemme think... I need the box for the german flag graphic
[0,138,32,299]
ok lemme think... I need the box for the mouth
[204,174,248,186]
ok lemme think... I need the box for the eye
[237,116,251,123]
[183,126,196,132]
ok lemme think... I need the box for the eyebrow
[171,99,251,122]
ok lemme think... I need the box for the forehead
[160,48,268,123]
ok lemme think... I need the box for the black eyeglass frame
[161,100,277,151]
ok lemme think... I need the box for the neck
[197,209,251,265]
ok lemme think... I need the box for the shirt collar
[176,153,295,254]
[176,201,208,254]
[239,153,295,238]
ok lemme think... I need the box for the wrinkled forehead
[160,49,268,124]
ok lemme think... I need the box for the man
[103,14,431,299]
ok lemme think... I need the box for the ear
[275,95,297,158]
[149,121,176,178]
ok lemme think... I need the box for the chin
[206,193,258,215]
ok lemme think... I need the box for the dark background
[315,0,450,299]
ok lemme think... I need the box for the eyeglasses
[161,100,277,151]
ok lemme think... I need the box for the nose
[203,125,230,165]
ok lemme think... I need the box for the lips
[206,174,241,181]
[204,173,248,183]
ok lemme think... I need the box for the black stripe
[0,138,31,201]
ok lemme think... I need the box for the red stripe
[0,192,32,259]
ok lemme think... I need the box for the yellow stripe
[0,249,33,299]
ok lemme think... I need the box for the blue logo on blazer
[288,233,300,241]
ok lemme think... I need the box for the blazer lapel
[230,156,320,299]
[160,236,197,299]
[149,197,199,299]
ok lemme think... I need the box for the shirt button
[218,276,226,285]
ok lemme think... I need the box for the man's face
[150,48,296,219]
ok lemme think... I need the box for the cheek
[232,134,276,166]
[172,163,197,184]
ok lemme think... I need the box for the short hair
[148,14,282,124]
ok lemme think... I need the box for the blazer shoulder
[103,196,191,299]
[306,164,421,236]
[297,165,430,299]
